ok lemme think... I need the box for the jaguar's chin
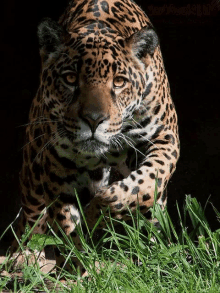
[77,139,109,156]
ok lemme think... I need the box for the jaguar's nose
[80,112,109,133]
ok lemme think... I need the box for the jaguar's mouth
[58,123,110,155]
[75,138,109,155]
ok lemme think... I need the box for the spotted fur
[11,0,179,273]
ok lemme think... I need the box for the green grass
[0,195,220,292]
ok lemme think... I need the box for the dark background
[0,0,219,252]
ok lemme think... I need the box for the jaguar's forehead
[65,22,126,56]
[68,21,120,39]
[79,21,119,36]
[57,24,130,79]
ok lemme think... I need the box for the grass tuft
[0,195,220,292]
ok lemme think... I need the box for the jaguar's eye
[63,73,77,85]
[113,76,127,88]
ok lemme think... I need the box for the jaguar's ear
[127,27,159,59]
[37,18,64,62]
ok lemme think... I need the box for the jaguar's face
[42,33,147,155]
[38,18,158,156]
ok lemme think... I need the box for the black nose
[81,112,109,132]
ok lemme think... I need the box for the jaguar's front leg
[9,190,48,269]
[84,133,179,228]
[45,196,86,275]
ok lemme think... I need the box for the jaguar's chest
[42,144,131,201]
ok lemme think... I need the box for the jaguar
[11,0,180,274]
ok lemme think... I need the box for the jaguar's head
[37,18,158,156]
